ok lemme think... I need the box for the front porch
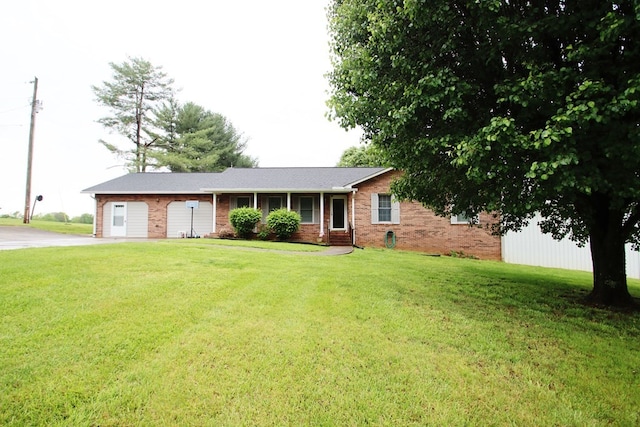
[210,192,356,246]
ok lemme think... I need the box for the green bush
[257,224,271,241]
[266,208,301,241]
[229,207,262,238]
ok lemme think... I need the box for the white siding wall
[503,214,640,279]
[103,203,113,237]
[167,201,213,238]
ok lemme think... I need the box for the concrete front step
[328,233,352,246]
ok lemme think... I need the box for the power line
[0,104,30,115]
[0,124,26,128]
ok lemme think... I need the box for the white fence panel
[503,214,640,279]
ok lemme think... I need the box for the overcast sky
[0,0,361,216]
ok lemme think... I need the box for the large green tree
[93,57,175,172]
[336,144,387,167]
[328,0,640,306]
[152,102,257,172]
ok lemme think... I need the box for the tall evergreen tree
[92,57,175,172]
[152,102,257,172]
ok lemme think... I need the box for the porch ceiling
[199,187,355,194]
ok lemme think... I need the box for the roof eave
[344,167,394,187]
[80,190,212,195]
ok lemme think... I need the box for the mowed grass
[1,240,639,426]
[0,218,93,235]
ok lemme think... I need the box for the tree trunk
[587,225,635,307]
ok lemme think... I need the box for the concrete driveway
[0,227,354,254]
[0,226,121,250]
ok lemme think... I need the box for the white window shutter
[391,199,400,224]
[371,193,379,224]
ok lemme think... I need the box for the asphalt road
[0,226,124,250]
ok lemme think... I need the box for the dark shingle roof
[203,167,387,191]
[81,173,220,194]
[82,168,389,194]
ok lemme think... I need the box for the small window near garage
[451,212,479,224]
[235,196,251,208]
[113,204,125,226]
[299,196,314,223]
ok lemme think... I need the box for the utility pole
[23,77,41,224]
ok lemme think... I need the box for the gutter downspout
[212,193,217,233]
[91,195,97,237]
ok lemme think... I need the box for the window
[261,196,284,223]
[371,193,400,224]
[235,196,251,208]
[268,196,282,212]
[299,196,314,223]
[113,204,125,226]
[451,211,479,224]
[378,195,392,222]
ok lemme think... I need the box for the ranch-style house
[82,167,501,260]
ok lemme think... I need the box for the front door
[111,202,127,237]
[330,196,347,230]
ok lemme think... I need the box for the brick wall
[214,194,232,236]
[353,171,501,260]
[291,224,326,244]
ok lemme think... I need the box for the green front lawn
[1,240,638,426]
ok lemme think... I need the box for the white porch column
[253,192,258,208]
[287,192,291,211]
[319,192,325,237]
[212,193,217,233]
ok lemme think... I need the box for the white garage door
[167,201,213,238]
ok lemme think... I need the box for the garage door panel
[167,201,213,238]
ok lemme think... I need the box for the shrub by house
[229,207,262,238]
[266,208,301,241]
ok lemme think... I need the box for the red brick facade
[93,170,501,260]
[351,171,501,260]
